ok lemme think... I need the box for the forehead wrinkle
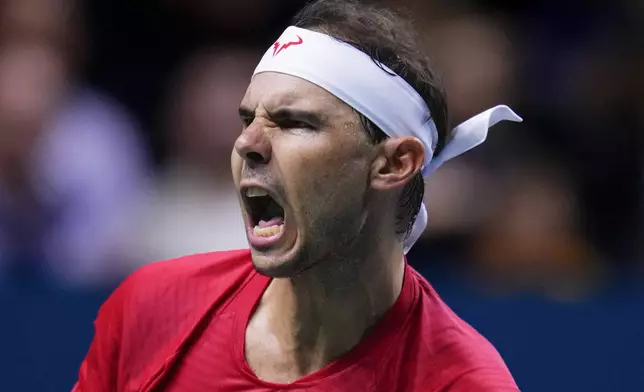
[245,73,356,122]
[262,90,338,119]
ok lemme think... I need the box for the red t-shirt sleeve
[73,273,131,392]
[72,250,255,392]
[445,367,520,391]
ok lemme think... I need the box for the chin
[249,250,304,278]
[248,235,318,278]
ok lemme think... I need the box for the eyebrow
[238,105,325,128]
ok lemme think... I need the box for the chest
[161,312,242,392]
[158,312,440,392]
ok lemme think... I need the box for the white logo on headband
[254,26,523,254]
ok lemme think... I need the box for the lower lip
[246,221,285,249]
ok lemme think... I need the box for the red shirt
[74,250,518,391]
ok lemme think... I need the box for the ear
[370,137,425,190]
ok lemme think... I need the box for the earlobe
[370,137,424,190]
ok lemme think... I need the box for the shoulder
[103,248,255,322]
[87,249,255,389]
[408,268,519,391]
[122,248,254,291]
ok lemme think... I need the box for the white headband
[253,26,523,254]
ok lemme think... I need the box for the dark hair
[292,0,450,238]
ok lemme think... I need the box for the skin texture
[231,72,424,383]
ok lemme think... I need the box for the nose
[234,122,272,166]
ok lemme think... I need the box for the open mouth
[243,187,286,242]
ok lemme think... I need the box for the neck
[256,241,406,379]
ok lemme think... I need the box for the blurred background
[0,0,641,390]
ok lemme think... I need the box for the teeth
[253,224,284,237]
[246,187,268,198]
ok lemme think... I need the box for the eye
[279,119,314,130]
[240,116,253,127]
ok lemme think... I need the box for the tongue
[258,218,284,228]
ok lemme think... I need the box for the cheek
[284,133,365,173]
[277,138,370,215]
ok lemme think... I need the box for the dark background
[0,0,642,390]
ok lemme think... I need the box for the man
[74,0,522,390]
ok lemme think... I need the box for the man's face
[232,72,375,277]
